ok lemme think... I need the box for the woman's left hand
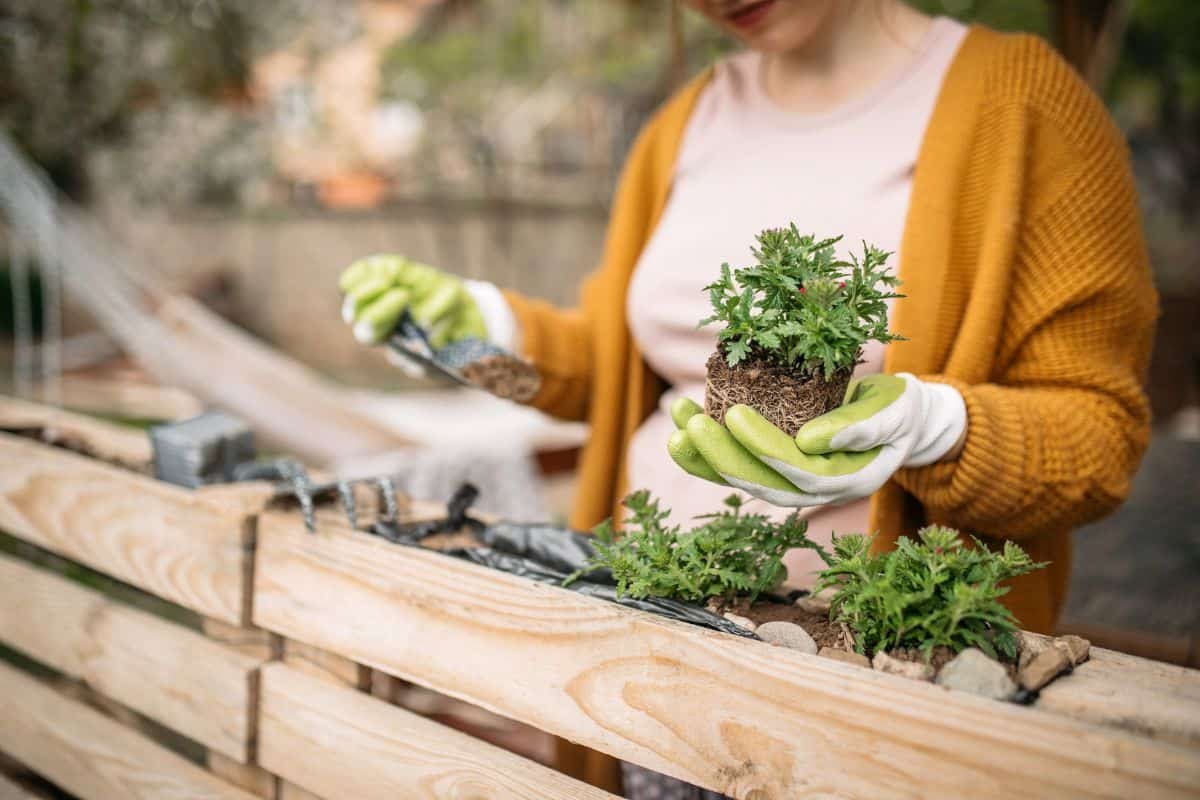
[666,373,967,507]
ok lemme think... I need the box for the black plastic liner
[370,484,757,639]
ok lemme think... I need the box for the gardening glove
[667,373,967,507]
[338,254,516,350]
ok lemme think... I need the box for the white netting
[0,131,552,519]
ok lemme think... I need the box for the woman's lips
[727,0,776,31]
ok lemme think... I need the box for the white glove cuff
[904,375,968,467]
[463,280,520,352]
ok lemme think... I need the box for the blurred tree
[0,0,305,198]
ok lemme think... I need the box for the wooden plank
[281,639,370,690]
[1037,644,1200,746]
[0,553,263,761]
[254,511,1200,800]
[0,394,151,469]
[277,784,322,800]
[259,663,617,800]
[0,661,259,800]
[0,432,254,623]
[206,754,277,800]
[49,375,204,422]
[200,619,280,796]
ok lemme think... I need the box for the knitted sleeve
[895,80,1158,539]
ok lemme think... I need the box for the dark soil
[715,596,844,651]
[704,351,852,436]
[461,354,541,402]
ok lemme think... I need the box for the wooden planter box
[1,397,1198,800]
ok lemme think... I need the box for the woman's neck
[760,1,934,114]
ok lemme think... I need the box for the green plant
[815,527,1047,661]
[700,225,903,378]
[568,491,827,603]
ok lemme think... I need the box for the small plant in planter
[700,225,903,435]
[568,490,826,603]
[815,528,1047,661]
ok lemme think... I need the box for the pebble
[936,648,1017,701]
[1017,631,1053,670]
[872,650,935,682]
[817,647,871,669]
[756,621,816,654]
[1054,634,1091,665]
[722,612,757,632]
[1019,646,1071,691]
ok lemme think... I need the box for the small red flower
[839,281,846,289]
[798,286,806,294]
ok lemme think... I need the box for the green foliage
[699,225,903,378]
[815,527,1047,661]
[568,491,827,603]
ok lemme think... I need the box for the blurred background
[0,0,1196,665]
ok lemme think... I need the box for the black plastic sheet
[370,485,757,639]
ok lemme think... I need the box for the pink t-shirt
[625,17,967,585]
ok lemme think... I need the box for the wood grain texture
[0,662,259,800]
[259,663,617,800]
[0,553,264,761]
[206,753,277,800]
[281,638,370,690]
[253,512,1200,800]
[1037,643,1200,746]
[0,432,254,623]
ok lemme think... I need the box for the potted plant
[700,224,902,435]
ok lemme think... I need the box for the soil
[887,646,957,673]
[461,354,541,402]
[715,596,844,651]
[420,529,483,551]
[704,351,853,436]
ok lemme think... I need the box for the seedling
[568,491,827,603]
[700,224,903,434]
[815,527,1047,660]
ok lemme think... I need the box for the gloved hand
[339,255,488,347]
[667,373,967,507]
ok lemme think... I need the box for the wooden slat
[281,638,370,690]
[0,432,254,623]
[254,511,1200,800]
[1037,644,1200,746]
[0,661,258,800]
[200,619,280,796]
[0,553,263,761]
[259,663,617,800]
[0,395,151,469]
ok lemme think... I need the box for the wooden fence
[1,395,1198,799]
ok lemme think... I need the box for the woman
[341,1,1156,795]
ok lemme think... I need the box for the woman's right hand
[339,255,487,346]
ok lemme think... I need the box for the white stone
[756,621,817,654]
[936,648,1016,701]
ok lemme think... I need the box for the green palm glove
[339,255,487,347]
[666,374,967,507]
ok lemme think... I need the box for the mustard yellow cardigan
[504,26,1156,636]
